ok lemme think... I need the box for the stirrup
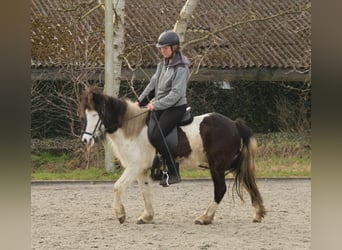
[160,170,170,187]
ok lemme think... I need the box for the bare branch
[57,0,98,12]
[80,2,104,20]
[183,6,311,48]
[57,0,105,21]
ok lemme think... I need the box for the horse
[80,88,266,225]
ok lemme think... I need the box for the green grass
[31,151,70,165]
[31,157,310,181]
[256,156,310,177]
[31,161,310,180]
[32,167,212,181]
[31,132,311,180]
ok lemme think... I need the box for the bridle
[81,116,103,143]
[81,108,149,142]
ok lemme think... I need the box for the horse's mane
[121,99,148,138]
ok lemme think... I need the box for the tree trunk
[103,0,125,172]
[173,0,199,45]
[112,0,125,96]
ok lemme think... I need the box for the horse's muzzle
[81,137,91,145]
[81,132,96,148]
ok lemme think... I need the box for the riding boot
[160,161,181,187]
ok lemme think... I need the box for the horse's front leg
[113,169,136,224]
[136,170,154,224]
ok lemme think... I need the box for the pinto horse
[80,89,266,225]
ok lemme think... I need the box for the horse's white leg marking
[244,182,265,223]
[136,172,154,224]
[194,201,218,225]
[113,169,137,224]
[252,201,265,223]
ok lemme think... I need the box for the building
[31,0,311,83]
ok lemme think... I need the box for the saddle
[147,107,193,155]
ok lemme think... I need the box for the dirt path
[31,179,311,249]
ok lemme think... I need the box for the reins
[106,109,149,132]
[124,109,149,122]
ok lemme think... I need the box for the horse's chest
[114,139,139,158]
[108,130,154,166]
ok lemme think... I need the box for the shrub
[31,79,311,138]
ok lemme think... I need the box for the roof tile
[31,0,311,70]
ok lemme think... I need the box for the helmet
[156,30,180,48]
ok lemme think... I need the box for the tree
[103,0,125,172]
[173,0,199,44]
[104,0,125,97]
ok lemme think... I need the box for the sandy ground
[31,179,311,250]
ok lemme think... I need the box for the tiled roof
[31,0,311,70]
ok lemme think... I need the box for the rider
[136,30,190,186]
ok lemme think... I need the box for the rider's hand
[147,103,155,111]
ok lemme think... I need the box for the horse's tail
[232,119,266,219]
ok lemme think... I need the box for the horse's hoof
[137,219,152,224]
[252,214,263,223]
[136,219,146,224]
[136,217,154,224]
[118,216,126,224]
[194,219,212,225]
[194,219,204,225]
[252,218,262,223]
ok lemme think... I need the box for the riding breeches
[147,105,187,166]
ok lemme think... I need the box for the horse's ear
[86,90,101,111]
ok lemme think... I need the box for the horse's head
[80,89,106,149]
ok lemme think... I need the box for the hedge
[31,80,311,138]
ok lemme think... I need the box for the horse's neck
[121,102,148,138]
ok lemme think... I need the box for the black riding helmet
[156,30,180,48]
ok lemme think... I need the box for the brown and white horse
[80,89,266,225]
